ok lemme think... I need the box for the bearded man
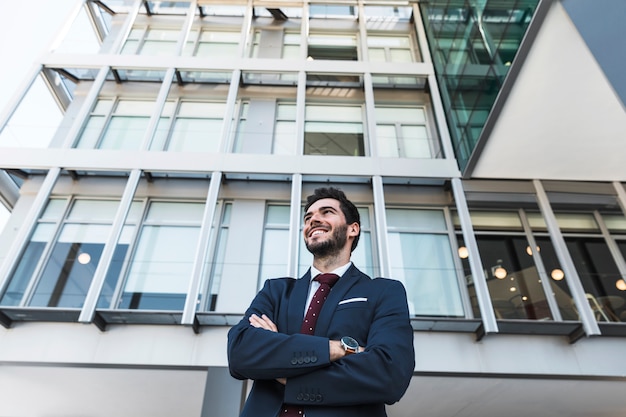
[227,187,414,417]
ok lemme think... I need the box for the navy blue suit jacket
[227,264,415,417]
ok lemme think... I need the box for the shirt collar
[310,262,352,282]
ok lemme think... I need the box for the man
[227,187,414,417]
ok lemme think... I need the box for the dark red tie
[282,273,340,416]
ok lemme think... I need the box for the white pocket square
[338,297,368,305]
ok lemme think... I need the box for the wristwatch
[340,336,359,354]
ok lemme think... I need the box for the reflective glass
[29,224,111,308]
[565,236,625,322]
[0,224,54,306]
[121,225,200,310]
[387,208,462,317]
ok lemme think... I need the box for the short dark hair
[304,187,361,252]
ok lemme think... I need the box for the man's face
[303,198,352,257]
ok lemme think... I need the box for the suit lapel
[286,270,312,334]
[314,264,363,336]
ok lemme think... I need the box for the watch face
[341,336,358,350]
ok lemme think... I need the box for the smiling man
[227,187,415,417]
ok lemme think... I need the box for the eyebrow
[304,205,338,219]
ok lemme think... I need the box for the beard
[305,223,348,258]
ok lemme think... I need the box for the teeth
[312,230,326,236]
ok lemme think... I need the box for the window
[0,74,63,148]
[121,27,180,55]
[308,34,358,61]
[150,101,226,152]
[367,34,415,63]
[387,208,464,317]
[184,30,240,57]
[456,210,577,321]
[250,30,301,59]
[233,101,296,155]
[375,106,439,158]
[556,212,626,322]
[258,205,291,288]
[75,99,157,150]
[199,198,273,313]
[118,201,205,310]
[304,104,365,156]
[309,4,356,19]
[0,199,132,308]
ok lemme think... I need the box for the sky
[0,0,81,233]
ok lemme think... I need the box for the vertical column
[287,174,302,277]
[79,169,142,323]
[533,179,600,335]
[295,3,309,156]
[182,171,222,325]
[371,176,390,277]
[363,73,378,157]
[219,69,242,153]
[443,207,474,317]
[519,209,563,321]
[451,178,498,333]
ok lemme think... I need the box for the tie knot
[315,273,340,287]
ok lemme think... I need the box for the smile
[310,229,328,237]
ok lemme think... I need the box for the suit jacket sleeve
[283,278,415,406]
[227,278,333,381]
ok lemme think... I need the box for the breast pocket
[333,299,371,343]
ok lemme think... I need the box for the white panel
[471,1,626,181]
[215,199,266,312]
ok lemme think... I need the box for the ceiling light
[458,246,469,259]
[551,268,564,281]
[77,252,91,265]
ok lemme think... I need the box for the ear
[347,222,360,237]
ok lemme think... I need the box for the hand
[249,314,278,332]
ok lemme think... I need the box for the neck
[313,251,351,273]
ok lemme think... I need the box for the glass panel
[0,75,63,148]
[41,199,67,220]
[307,105,361,121]
[387,209,446,231]
[474,235,554,320]
[146,201,204,223]
[68,200,119,222]
[565,237,624,322]
[75,116,106,149]
[29,224,111,308]
[99,116,149,149]
[603,213,626,232]
[0,224,55,306]
[401,125,431,158]
[120,225,200,310]
[556,213,599,231]
[167,118,222,151]
[201,203,231,311]
[470,211,523,230]
[304,132,364,156]
[376,125,398,157]
[376,107,425,124]
[389,232,463,317]
[532,237,577,320]
[273,121,296,155]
